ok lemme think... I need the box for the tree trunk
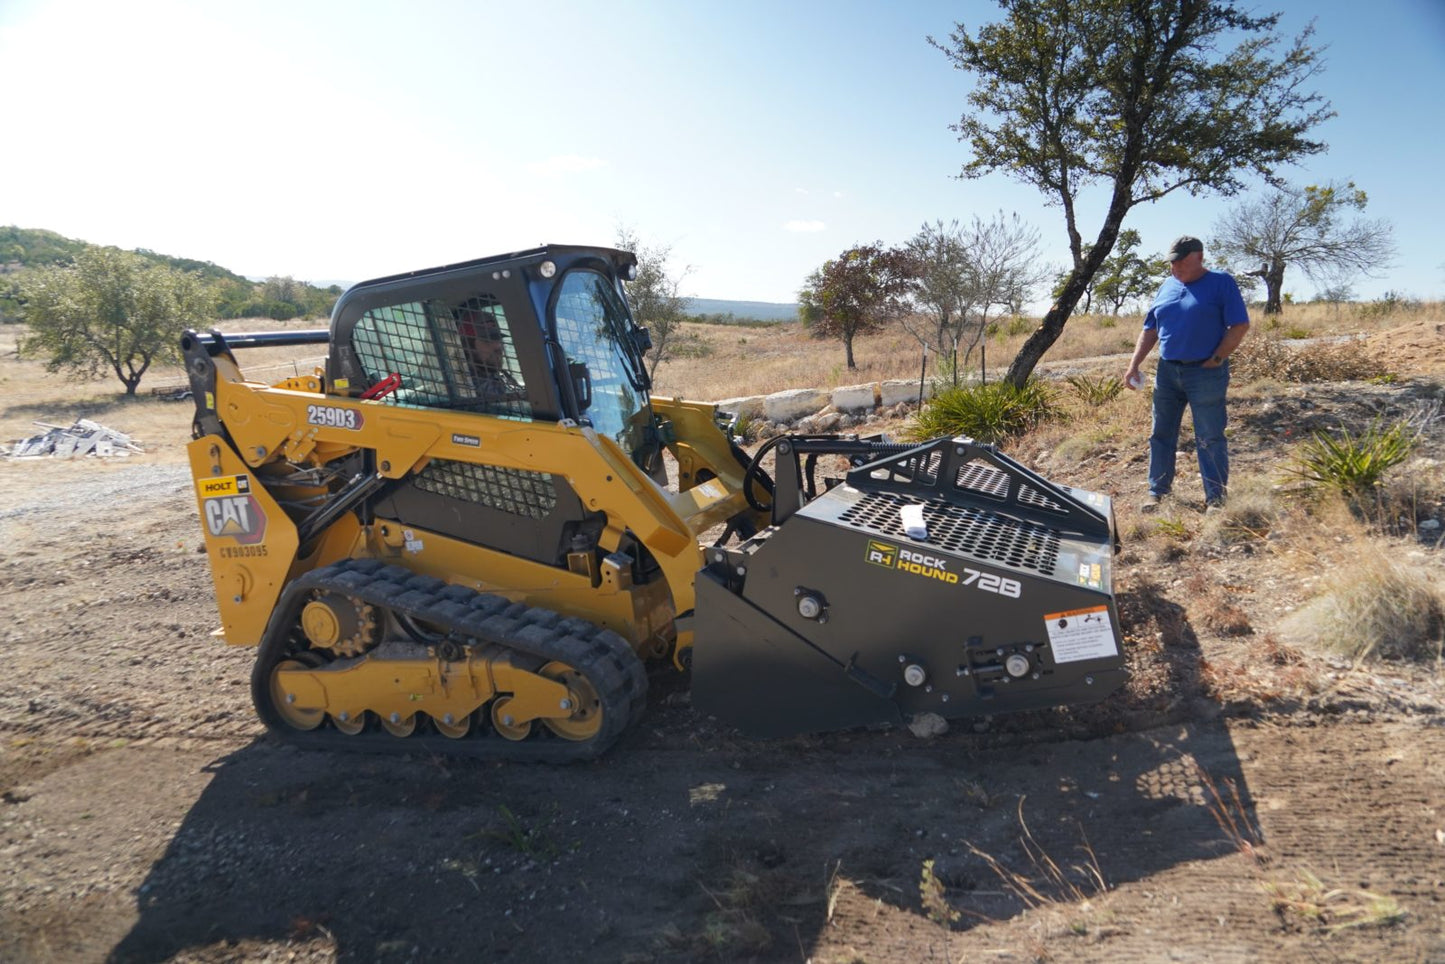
[1005,216,1124,388]
[1262,259,1286,315]
[844,333,856,370]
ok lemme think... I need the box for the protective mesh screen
[954,461,1009,499]
[838,491,1061,574]
[866,449,942,486]
[413,459,557,520]
[1017,484,1067,513]
[351,295,532,420]
[950,460,1068,514]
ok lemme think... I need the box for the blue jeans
[1149,360,1230,503]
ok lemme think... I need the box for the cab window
[551,270,647,450]
[351,295,532,419]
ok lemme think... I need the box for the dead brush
[1200,633,1317,705]
[1193,760,1408,935]
[1180,573,1254,638]
[1233,333,1391,384]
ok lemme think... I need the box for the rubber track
[250,559,649,762]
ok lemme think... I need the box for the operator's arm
[1123,327,1159,390]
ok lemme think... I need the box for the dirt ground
[2,324,1445,963]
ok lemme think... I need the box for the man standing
[1124,236,1250,511]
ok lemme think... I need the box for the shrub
[1285,546,1443,662]
[1358,290,1422,320]
[1287,418,1416,501]
[908,379,1063,445]
[669,335,713,360]
[1065,372,1123,406]
[1200,475,1280,544]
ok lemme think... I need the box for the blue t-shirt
[1143,270,1249,362]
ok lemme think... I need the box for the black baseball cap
[1168,236,1203,261]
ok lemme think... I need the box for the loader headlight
[1004,653,1031,679]
[539,260,557,279]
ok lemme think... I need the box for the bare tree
[899,220,970,377]
[615,228,692,381]
[1213,180,1395,314]
[901,214,1044,384]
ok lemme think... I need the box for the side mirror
[631,326,653,354]
[569,360,593,413]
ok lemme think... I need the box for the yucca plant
[1065,373,1124,406]
[1288,418,1416,500]
[908,378,1062,445]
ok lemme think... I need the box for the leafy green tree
[263,275,301,305]
[931,0,1332,387]
[1212,180,1395,314]
[616,228,692,381]
[19,247,214,395]
[799,244,913,371]
[1092,229,1161,315]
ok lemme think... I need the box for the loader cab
[325,245,661,473]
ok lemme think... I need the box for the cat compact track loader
[182,244,1127,761]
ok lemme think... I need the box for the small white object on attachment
[900,503,928,540]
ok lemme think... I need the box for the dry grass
[1196,760,1409,935]
[1198,475,1281,545]
[655,299,1434,401]
[0,317,327,464]
[962,798,1108,913]
[1280,537,1444,663]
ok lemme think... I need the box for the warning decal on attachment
[1044,605,1118,664]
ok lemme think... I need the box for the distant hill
[687,298,798,323]
[1,226,248,283]
[0,226,335,323]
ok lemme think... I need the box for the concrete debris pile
[2,419,144,459]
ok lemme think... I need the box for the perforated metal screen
[838,491,1061,574]
[351,295,532,420]
[413,460,557,520]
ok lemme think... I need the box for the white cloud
[527,154,607,174]
[783,220,827,233]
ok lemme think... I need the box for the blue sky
[2,0,1442,307]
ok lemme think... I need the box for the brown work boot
[1141,493,1165,513]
